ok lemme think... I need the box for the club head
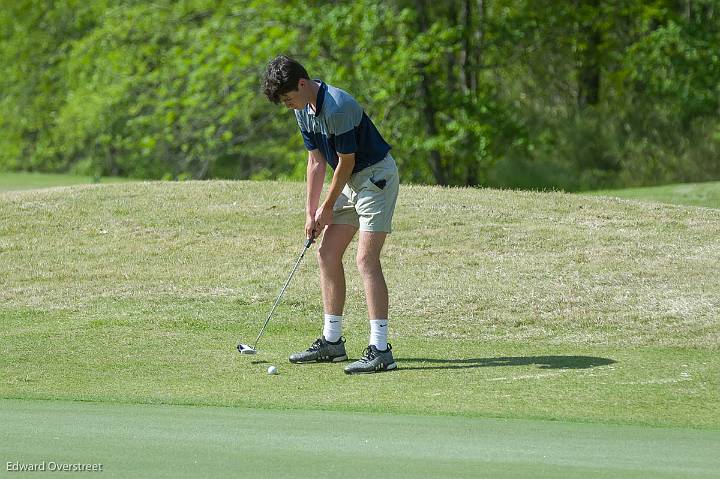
[237,343,257,355]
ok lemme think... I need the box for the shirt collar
[307,80,326,117]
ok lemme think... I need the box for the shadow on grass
[399,356,616,371]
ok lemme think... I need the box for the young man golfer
[262,55,399,374]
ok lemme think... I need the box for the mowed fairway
[2,399,718,479]
[1,179,719,477]
[0,171,131,192]
[585,180,720,209]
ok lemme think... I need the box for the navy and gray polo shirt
[295,81,391,173]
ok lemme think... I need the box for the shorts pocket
[360,176,382,193]
[365,169,395,192]
[370,177,387,190]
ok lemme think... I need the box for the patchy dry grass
[1,181,718,428]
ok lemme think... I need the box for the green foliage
[1,0,719,188]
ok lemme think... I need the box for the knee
[317,244,342,268]
[356,252,381,276]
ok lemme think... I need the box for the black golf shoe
[344,344,397,374]
[289,336,348,363]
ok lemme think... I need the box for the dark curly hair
[262,55,310,104]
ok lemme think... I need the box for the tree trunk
[416,0,446,185]
[577,0,601,109]
[419,72,446,185]
[458,0,484,94]
[465,0,485,186]
[459,0,471,93]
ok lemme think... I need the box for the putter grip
[304,236,315,248]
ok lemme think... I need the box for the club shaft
[252,243,311,348]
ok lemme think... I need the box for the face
[279,79,308,110]
[279,90,303,110]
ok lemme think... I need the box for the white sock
[323,314,343,343]
[369,319,388,351]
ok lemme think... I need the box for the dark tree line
[1,0,718,190]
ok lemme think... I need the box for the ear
[297,78,306,89]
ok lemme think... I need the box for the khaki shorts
[332,153,399,233]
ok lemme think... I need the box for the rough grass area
[1,181,719,428]
[585,181,720,209]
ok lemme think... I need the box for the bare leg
[317,224,357,315]
[356,231,388,319]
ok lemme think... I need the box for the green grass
[584,181,720,209]
[1,180,719,476]
[0,171,131,192]
[2,399,718,479]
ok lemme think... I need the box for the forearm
[321,153,355,210]
[306,150,326,217]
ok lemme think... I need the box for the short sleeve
[295,111,317,151]
[328,112,358,154]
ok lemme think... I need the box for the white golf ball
[267,366,278,375]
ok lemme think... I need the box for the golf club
[237,234,316,355]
